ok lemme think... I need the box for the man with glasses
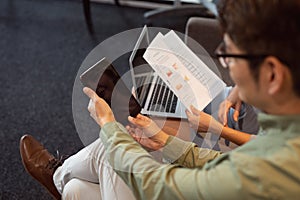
[20,0,300,199]
[215,42,269,69]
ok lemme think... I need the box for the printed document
[143,30,226,111]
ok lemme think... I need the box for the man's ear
[262,56,284,95]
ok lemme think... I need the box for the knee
[62,179,83,200]
[62,178,101,200]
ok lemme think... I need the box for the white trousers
[53,138,136,200]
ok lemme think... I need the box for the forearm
[221,127,252,145]
[163,136,222,168]
[133,123,222,168]
[201,115,252,146]
[100,122,164,198]
[100,122,223,200]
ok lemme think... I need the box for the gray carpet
[0,0,149,199]
[0,0,211,199]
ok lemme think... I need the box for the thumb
[83,87,97,101]
[128,115,149,127]
[233,110,240,122]
[185,109,193,118]
[233,101,242,122]
[128,116,135,124]
[190,105,200,116]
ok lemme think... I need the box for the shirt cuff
[100,121,127,142]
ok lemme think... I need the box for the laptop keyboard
[135,75,153,107]
[148,78,178,113]
[136,75,178,113]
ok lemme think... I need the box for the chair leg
[82,0,94,34]
[115,0,120,6]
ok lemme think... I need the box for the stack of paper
[143,30,226,111]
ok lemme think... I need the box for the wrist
[209,119,224,135]
[100,116,116,127]
[152,131,170,147]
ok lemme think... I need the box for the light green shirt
[100,113,300,199]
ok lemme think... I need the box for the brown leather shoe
[20,134,62,200]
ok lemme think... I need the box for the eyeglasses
[214,42,268,68]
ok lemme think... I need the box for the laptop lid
[129,27,187,119]
[129,25,151,91]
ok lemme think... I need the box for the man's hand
[186,105,223,134]
[126,114,170,151]
[218,86,242,126]
[83,87,116,127]
[126,126,164,151]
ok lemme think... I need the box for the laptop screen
[129,26,152,75]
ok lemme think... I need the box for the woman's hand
[83,87,116,127]
[218,86,242,126]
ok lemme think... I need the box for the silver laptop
[129,26,187,118]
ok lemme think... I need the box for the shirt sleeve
[162,135,222,168]
[100,122,242,200]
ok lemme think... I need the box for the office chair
[83,0,120,34]
[144,0,215,25]
[185,17,234,86]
